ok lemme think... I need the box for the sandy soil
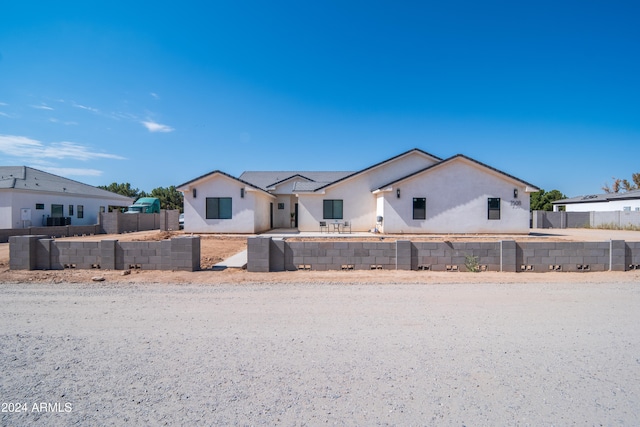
[1,281,639,425]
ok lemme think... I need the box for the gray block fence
[247,237,640,272]
[532,210,640,229]
[10,235,200,271]
[1,210,180,243]
[99,210,180,234]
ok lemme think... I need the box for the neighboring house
[176,148,539,234]
[553,190,640,212]
[0,166,134,229]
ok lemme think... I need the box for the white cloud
[30,104,54,111]
[0,111,15,118]
[150,92,160,100]
[49,117,78,125]
[0,134,126,161]
[141,120,175,133]
[71,101,100,113]
[39,167,104,177]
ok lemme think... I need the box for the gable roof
[176,169,275,197]
[376,154,540,191]
[0,166,134,201]
[313,148,442,192]
[239,171,354,191]
[554,189,640,205]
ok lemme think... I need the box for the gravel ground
[1,281,640,425]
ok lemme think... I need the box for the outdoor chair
[319,221,328,233]
[342,220,351,233]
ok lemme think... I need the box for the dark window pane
[219,198,232,219]
[206,197,232,219]
[413,198,426,220]
[488,198,501,220]
[333,200,343,219]
[323,200,343,219]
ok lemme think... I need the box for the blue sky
[1,1,638,197]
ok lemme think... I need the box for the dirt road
[1,281,639,425]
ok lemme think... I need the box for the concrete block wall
[567,212,591,228]
[247,237,271,272]
[161,210,181,231]
[247,237,640,273]
[9,235,47,270]
[412,241,502,272]
[533,210,638,230]
[9,235,200,272]
[99,210,178,234]
[517,241,611,272]
[626,242,640,269]
[169,236,201,271]
[1,225,101,243]
[285,240,397,271]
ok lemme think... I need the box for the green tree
[98,182,147,198]
[149,186,184,212]
[530,189,566,211]
[603,173,640,193]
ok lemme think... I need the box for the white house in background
[0,166,134,229]
[553,190,640,212]
[177,148,539,234]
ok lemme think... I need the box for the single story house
[176,148,539,234]
[553,190,640,212]
[0,166,134,229]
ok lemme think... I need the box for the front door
[270,203,273,229]
[294,203,298,228]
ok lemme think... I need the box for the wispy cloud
[49,117,78,126]
[0,111,16,118]
[30,103,54,111]
[0,134,126,161]
[39,167,104,177]
[71,101,100,114]
[141,120,175,133]
[150,92,160,100]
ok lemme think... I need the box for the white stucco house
[553,190,640,212]
[0,166,134,229]
[176,148,539,234]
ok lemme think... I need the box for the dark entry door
[294,203,298,228]
[270,203,273,229]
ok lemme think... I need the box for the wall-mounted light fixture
[241,188,245,198]
[396,188,401,198]
[193,188,197,198]
[513,188,518,198]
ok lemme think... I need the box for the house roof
[313,148,442,192]
[176,148,538,197]
[375,154,540,191]
[176,169,275,197]
[553,189,640,205]
[239,171,354,191]
[0,166,134,202]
